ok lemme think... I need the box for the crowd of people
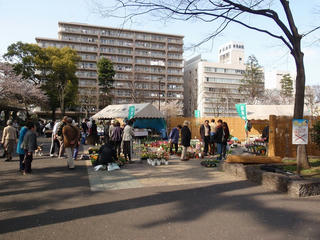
[169,119,230,161]
[0,115,136,174]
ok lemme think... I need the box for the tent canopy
[246,105,312,120]
[92,103,164,119]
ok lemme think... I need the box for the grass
[282,158,320,178]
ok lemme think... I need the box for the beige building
[184,41,258,117]
[36,22,184,113]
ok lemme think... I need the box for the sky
[0,0,320,88]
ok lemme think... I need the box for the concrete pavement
[1,139,320,240]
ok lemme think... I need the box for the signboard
[134,129,148,137]
[194,110,200,118]
[235,104,247,120]
[292,119,308,145]
[128,106,135,120]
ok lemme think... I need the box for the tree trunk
[293,43,310,172]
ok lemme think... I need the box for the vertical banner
[194,109,200,118]
[235,104,247,120]
[292,119,308,144]
[128,106,135,120]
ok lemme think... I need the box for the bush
[311,120,320,148]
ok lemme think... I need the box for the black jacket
[199,124,211,140]
[181,126,191,147]
[214,125,223,143]
[98,143,117,165]
[222,127,230,144]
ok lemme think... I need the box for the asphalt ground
[1,137,320,240]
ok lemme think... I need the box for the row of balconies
[60,32,183,49]
[59,25,183,44]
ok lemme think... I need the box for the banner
[235,104,247,120]
[128,106,135,120]
[194,109,200,118]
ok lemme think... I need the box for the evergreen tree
[97,57,115,108]
[239,55,264,101]
[280,74,293,98]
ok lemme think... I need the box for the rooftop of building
[58,21,184,38]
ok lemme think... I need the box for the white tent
[92,103,164,119]
[246,105,312,120]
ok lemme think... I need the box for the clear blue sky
[0,0,319,87]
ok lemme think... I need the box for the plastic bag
[94,165,106,171]
[107,162,120,171]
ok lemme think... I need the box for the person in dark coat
[221,122,230,160]
[180,120,191,161]
[21,122,37,175]
[169,125,182,154]
[97,142,117,166]
[214,119,223,160]
[111,121,122,157]
[88,120,98,145]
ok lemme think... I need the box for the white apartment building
[184,41,257,117]
[265,70,296,92]
[36,22,184,113]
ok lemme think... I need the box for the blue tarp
[133,118,167,139]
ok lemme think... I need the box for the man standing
[81,119,88,144]
[169,125,182,155]
[50,120,61,157]
[199,120,211,156]
[103,121,111,144]
[1,120,17,162]
[62,117,80,169]
[122,120,135,163]
[209,119,216,155]
[21,122,37,174]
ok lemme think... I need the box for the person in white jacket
[122,120,134,163]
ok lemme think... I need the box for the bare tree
[95,0,320,169]
[153,100,183,120]
[305,86,320,117]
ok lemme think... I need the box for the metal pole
[159,79,161,111]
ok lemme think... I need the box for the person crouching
[62,117,80,169]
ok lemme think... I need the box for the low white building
[184,41,260,117]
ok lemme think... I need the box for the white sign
[134,129,148,137]
[292,119,308,145]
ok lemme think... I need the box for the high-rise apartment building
[36,22,184,113]
[184,41,263,117]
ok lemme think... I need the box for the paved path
[87,155,232,191]
[1,139,320,240]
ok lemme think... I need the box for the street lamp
[158,79,161,111]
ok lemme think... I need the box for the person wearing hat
[62,117,80,169]
[180,120,191,161]
[1,120,17,162]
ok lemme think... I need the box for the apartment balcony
[100,40,133,48]
[60,36,98,45]
[167,38,183,44]
[59,26,99,36]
